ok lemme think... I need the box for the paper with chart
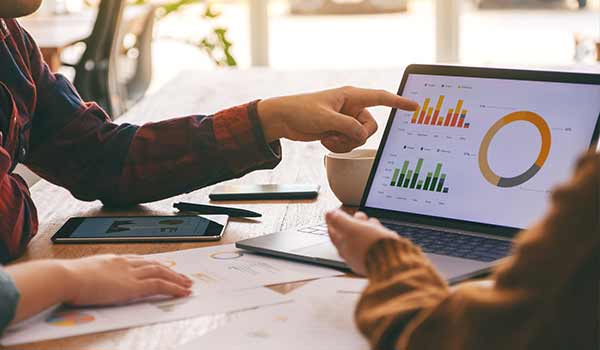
[177,277,371,350]
[1,287,288,346]
[147,244,343,293]
[1,243,343,346]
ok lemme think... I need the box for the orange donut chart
[478,111,551,187]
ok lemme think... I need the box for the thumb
[321,111,368,142]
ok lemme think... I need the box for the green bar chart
[389,159,450,193]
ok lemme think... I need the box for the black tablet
[52,215,228,243]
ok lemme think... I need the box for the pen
[173,202,262,218]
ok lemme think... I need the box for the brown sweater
[356,152,599,350]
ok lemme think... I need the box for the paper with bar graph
[1,287,288,346]
[176,277,370,350]
[1,245,342,346]
[148,244,342,293]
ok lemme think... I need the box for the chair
[63,0,126,118]
[63,1,157,118]
[114,4,157,113]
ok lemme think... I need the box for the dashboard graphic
[390,158,449,193]
[479,111,551,187]
[410,95,471,128]
[365,73,600,229]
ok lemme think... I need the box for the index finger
[345,87,419,111]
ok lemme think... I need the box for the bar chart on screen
[389,158,450,193]
[410,95,472,129]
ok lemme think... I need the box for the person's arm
[328,152,600,350]
[0,139,37,262]
[12,21,416,206]
[0,267,19,332]
[3,255,192,329]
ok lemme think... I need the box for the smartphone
[209,184,320,201]
[52,215,228,244]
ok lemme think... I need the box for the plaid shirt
[0,19,281,262]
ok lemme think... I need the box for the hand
[326,210,399,276]
[63,255,192,305]
[257,86,418,153]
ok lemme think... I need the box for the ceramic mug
[324,149,376,206]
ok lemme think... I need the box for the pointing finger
[343,87,419,111]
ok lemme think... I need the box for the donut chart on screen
[478,111,551,187]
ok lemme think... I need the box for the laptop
[237,65,600,284]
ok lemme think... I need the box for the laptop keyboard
[298,223,511,262]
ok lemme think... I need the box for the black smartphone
[52,215,228,244]
[209,184,320,201]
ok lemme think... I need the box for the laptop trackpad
[427,253,490,280]
[292,241,343,261]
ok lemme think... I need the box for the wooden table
[20,12,95,72]
[6,68,404,350]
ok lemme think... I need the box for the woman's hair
[0,0,43,18]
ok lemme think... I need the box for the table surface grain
[5,68,405,350]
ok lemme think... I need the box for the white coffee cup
[324,149,376,206]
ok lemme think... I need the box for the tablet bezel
[360,64,600,238]
[52,215,226,243]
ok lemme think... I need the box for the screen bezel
[209,184,320,200]
[52,215,225,243]
[360,64,600,238]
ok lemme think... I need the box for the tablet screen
[67,216,219,238]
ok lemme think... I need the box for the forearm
[356,239,533,350]
[356,153,600,350]
[356,238,449,349]
[5,260,72,324]
[27,101,281,206]
[104,101,281,205]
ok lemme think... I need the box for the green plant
[132,0,237,67]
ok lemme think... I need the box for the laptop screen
[364,73,600,230]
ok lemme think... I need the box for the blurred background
[24,0,600,97]
[14,0,600,184]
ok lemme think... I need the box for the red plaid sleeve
[114,101,282,205]
[0,142,37,262]
[13,20,281,207]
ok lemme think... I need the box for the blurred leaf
[131,0,237,67]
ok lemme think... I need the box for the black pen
[173,202,262,218]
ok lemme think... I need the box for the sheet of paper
[1,288,287,346]
[148,244,343,293]
[2,244,341,346]
[177,277,371,350]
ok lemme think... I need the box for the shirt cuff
[0,268,19,333]
[212,100,282,174]
[365,238,441,283]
